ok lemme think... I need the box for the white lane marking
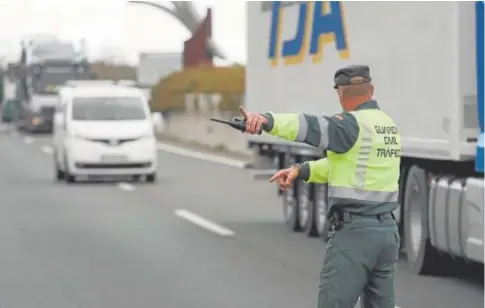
[156,142,248,168]
[174,209,235,237]
[0,124,10,132]
[356,297,401,308]
[467,237,484,246]
[41,145,53,154]
[117,182,136,191]
[23,136,33,144]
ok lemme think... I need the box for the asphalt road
[0,130,482,308]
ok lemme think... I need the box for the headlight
[32,116,42,125]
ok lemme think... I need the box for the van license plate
[101,155,127,163]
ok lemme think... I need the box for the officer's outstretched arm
[298,158,329,184]
[262,112,359,153]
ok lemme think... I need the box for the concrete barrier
[161,111,251,156]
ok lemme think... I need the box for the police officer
[240,65,401,308]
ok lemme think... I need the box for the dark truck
[15,37,90,101]
[17,94,58,133]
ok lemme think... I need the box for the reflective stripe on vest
[327,109,401,209]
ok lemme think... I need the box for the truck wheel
[282,182,301,232]
[395,166,406,228]
[314,184,330,240]
[404,165,442,275]
[299,181,318,237]
[396,165,408,250]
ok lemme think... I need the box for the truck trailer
[246,1,484,276]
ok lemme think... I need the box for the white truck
[246,1,484,276]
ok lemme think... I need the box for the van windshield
[71,97,147,121]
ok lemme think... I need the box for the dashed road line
[23,136,33,144]
[467,237,483,246]
[355,297,401,308]
[117,182,136,191]
[156,142,248,168]
[174,209,235,237]
[41,145,53,154]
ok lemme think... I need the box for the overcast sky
[0,0,247,65]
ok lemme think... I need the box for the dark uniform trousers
[318,212,400,308]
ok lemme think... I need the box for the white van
[53,84,163,183]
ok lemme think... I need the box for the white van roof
[60,85,144,99]
[64,80,137,88]
[64,80,115,87]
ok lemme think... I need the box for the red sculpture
[183,8,213,68]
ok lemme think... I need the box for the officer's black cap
[333,65,372,89]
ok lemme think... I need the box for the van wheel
[54,152,65,181]
[146,173,156,183]
[56,168,65,181]
[404,165,442,275]
[64,153,76,184]
[66,174,76,183]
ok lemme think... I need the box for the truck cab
[17,36,90,101]
[17,94,59,133]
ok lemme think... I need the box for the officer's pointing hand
[239,106,268,134]
[269,166,300,191]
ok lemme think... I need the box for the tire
[282,182,301,232]
[396,165,409,250]
[146,173,157,183]
[394,166,407,228]
[66,173,76,183]
[281,154,301,232]
[55,164,65,181]
[299,181,318,237]
[63,153,76,184]
[403,165,442,275]
[56,169,65,180]
[314,184,330,241]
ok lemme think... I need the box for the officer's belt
[338,211,394,222]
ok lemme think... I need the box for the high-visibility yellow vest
[266,107,401,214]
[323,109,401,214]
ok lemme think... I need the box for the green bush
[150,65,245,112]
